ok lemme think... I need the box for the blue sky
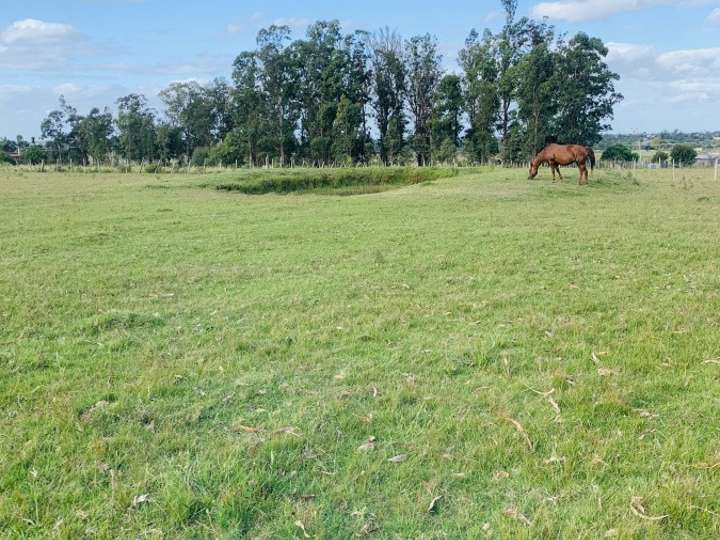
[1,0,719,139]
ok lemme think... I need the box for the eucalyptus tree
[78,107,114,164]
[156,122,185,162]
[116,94,157,162]
[371,27,406,165]
[514,24,557,156]
[255,25,300,165]
[60,99,85,163]
[460,30,499,164]
[160,82,215,157]
[40,96,84,163]
[40,107,67,161]
[342,30,373,163]
[432,74,464,162]
[206,78,235,142]
[292,20,348,164]
[553,33,622,146]
[405,34,442,166]
[331,96,364,164]
[231,51,264,166]
[496,0,527,148]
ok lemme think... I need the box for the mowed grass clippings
[1,166,720,538]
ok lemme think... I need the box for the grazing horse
[528,144,596,185]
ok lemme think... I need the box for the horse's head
[528,158,540,179]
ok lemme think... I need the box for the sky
[1,0,719,139]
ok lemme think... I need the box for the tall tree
[160,82,215,157]
[371,27,406,165]
[293,21,346,164]
[554,33,622,146]
[331,96,364,164]
[61,99,84,163]
[496,0,526,149]
[40,107,67,161]
[156,122,184,162]
[255,25,300,165]
[78,107,114,164]
[231,51,264,166]
[206,78,235,142]
[405,34,442,166]
[40,97,83,163]
[116,94,157,162]
[515,26,557,157]
[460,30,500,164]
[344,31,373,163]
[432,74,464,162]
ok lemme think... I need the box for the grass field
[2,165,720,538]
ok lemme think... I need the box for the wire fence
[2,157,718,179]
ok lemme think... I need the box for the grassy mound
[201,166,462,194]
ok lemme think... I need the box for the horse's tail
[587,147,596,172]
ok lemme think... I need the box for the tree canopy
[671,145,698,167]
[602,144,639,162]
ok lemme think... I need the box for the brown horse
[528,144,596,185]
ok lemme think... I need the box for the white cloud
[0,19,76,44]
[532,0,676,21]
[707,7,720,24]
[226,23,244,34]
[53,83,82,95]
[609,42,720,79]
[656,48,720,76]
[0,19,85,70]
[607,41,720,109]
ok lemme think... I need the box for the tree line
[5,0,622,168]
[602,143,699,166]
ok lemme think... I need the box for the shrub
[208,131,246,167]
[651,150,669,164]
[671,145,697,167]
[24,145,48,165]
[144,163,164,173]
[191,147,211,167]
[0,151,15,165]
[602,144,639,162]
[433,138,458,164]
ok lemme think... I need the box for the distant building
[696,153,720,167]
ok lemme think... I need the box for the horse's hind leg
[555,166,563,181]
[578,163,588,185]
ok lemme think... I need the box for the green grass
[2,165,720,538]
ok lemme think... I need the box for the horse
[528,144,596,185]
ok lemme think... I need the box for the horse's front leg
[556,166,563,181]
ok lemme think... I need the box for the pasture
[2,166,720,538]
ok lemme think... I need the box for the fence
[2,156,719,178]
